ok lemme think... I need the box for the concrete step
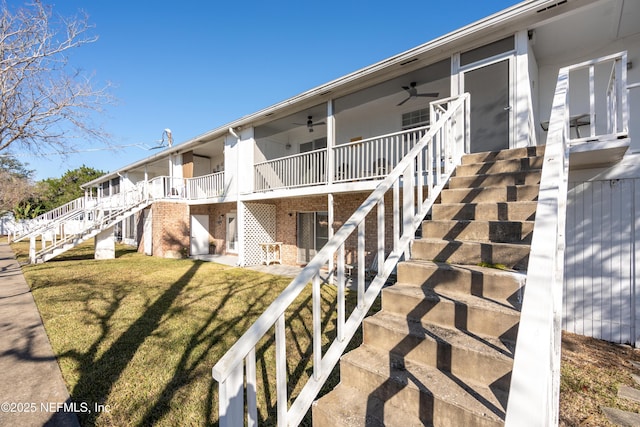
[431,201,537,221]
[312,384,426,427]
[337,346,507,427]
[396,260,525,305]
[455,157,544,177]
[381,284,520,341]
[411,237,530,270]
[422,220,534,243]
[363,311,514,391]
[449,170,541,189]
[461,146,546,165]
[440,184,540,204]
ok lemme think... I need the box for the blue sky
[12,0,521,180]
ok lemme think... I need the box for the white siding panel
[635,181,640,345]
[564,179,637,345]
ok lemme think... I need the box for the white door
[462,56,513,153]
[143,209,152,256]
[190,214,209,256]
[226,212,238,253]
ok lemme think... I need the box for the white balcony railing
[255,149,327,192]
[333,126,429,182]
[212,94,470,427]
[185,172,225,199]
[565,51,628,143]
[253,127,431,192]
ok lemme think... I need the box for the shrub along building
[13,0,640,424]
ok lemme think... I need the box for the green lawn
[11,241,364,426]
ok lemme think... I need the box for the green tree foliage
[38,165,105,211]
[0,156,37,215]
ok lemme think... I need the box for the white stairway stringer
[30,186,152,263]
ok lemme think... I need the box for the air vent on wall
[400,58,419,66]
[537,0,568,13]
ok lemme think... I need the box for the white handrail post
[218,362,244,427]
[246,348,258,427]
[403,162,415,260]
[589,65,596,138]
[393,180,400,253]
[337,244,345,342]
[377,199,385,276]
[621,52,629,134]
[312,274,322,380]
[357,222,365,309]
[275,314,288,426]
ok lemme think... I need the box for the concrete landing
[0,243,79,427]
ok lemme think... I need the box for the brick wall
[151,201,189,258]
[190,202,236,255]
[137,191,404,267]
[272,192,398,267]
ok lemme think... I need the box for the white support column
[328,193,334,282]
[237,200,246,267]
[95,227,116,260]
[451,53,461,97]
[327,99,336,184]
[29,236,36,264]
[515,29,532,148]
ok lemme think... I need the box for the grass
[560,332,640,426]
[10,241,369,426]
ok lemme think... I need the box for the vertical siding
[564,179,637,345]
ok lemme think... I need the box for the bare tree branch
[0,0,114,154]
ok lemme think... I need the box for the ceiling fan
[397,82,439,106]
[294,115,326,132]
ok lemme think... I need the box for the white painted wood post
[218,362,244,427]
[29,236,36,264]
[246,348,258,427]
[275,314,288,426]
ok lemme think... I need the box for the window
[297,211,328,263]
[300,137,327,153]
[402,108,430,130]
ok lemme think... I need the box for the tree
[0,1,113,154]
[39,165,104,210]
[0,156,37,215]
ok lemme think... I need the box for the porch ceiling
[256,59,450,138]
[531,0,640,65]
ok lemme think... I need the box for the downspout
[229,127,243,266]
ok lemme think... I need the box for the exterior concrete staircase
[313,145,545,426]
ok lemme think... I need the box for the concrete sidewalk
[0,243,79,427]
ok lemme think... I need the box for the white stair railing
[212,93,470,427]
[11,196,92,242]
[30,181,150,263]
[505,51,629,427]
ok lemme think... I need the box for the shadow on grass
[64,261,204,426]
[137,274,287,426]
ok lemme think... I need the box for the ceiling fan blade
[315,121,326,126]
[415,92,439,97]
[397,97,410,106]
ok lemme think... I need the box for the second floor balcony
[254,126,429,192]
